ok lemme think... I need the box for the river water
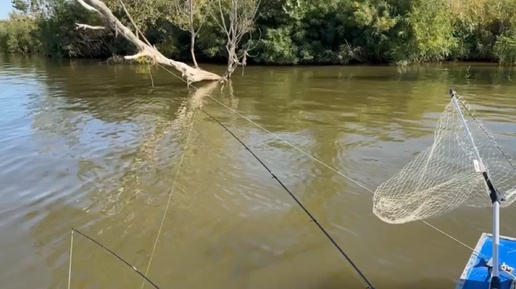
[2,54,516,289]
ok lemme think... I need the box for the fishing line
[202,104,516,281]
[140,110,198,289]
[201,109,376,289]
[67,105,197,289]
[66,3,515,285]
[68,228,161,289]
[457,97,516,171]
[199,85,505,256]
[154,63,502,275]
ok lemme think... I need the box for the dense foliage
[2,0,516,65]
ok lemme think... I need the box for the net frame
[373,90,516,224]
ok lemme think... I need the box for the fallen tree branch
[124,50,152,60]
[75,23,105,30]
[77,0,101,13]
[75,0,222,84]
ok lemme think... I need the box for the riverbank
[0,51,509,69]
[2,0,516,67]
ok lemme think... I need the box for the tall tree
[210,0,261,79]
[171,0,209,68]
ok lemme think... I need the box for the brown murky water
[2,54,516,289]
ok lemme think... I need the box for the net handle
[449,89,484,167]
[449,88,502,288]
[448,88,501,204]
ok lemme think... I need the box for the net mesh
[373,92,516,224]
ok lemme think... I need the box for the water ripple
[2,57,516,289]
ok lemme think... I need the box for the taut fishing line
[157,63,485,255]
[201,109,376,289]
[65,59,515,288]
[67,228,161,289]
[153,62,512,284]
[457,98,516,172]
[63,1,512,287]
[68,100,198,289]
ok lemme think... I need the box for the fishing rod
[200,109,376,289]
[69,228,161,289]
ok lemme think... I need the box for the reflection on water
[1,54,516,289]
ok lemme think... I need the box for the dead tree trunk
[173,0,206,69]
[190,31,198,68]
[188,0,199,68]
[75,0,221,84]
[211,0,260,80]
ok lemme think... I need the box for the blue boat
[374,89,516,289]
[456,233,516,289]
[448,89,515,289]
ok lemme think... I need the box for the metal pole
[449,89,501,289]
[68,230,74,289]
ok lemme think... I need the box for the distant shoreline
[0,53,508,68]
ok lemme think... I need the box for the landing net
[373,91,516,224]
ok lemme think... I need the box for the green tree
[3,0,516,66]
